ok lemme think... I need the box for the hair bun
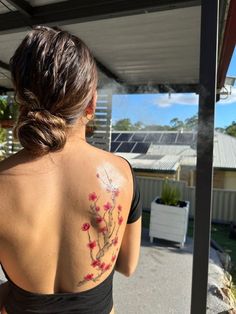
[14,109,67,156]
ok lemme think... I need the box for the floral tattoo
[77,170,123,287]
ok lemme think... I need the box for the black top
[1,159,142,314]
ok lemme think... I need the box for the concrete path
[113,228,193,314]
[0,228,194,314]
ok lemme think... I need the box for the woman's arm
[115,217,142,277]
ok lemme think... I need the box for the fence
[136,176,236,224]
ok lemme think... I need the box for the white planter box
[149,196,190,248]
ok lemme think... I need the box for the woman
[0,26,142,313]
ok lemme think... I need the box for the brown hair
[10,26,98,156]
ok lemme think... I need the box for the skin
[0,93,142,314]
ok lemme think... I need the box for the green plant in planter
[160,179,181,206]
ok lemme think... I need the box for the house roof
[213,132,236,169]
[113,131,236,171]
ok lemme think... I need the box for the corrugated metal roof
[0,2,16,14]
[213,132,236,169]
[0,5,200,89]
[115,152,180,171]
[181,133,236,169]
[147,144,195,156]
[63,6,201,85]
[114,132,236,170]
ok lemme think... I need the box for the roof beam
[95,58,123,84]
[0,60,10,71]
[0,0,200,33]
[4,0,33,17]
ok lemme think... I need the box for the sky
[112,48,236,128]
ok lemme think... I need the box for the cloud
[154,86,236,108]
[154,93,198,108]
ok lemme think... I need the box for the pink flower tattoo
[96,216,103,224]
[87,240,96,249]
[103,202,112,211]
[118,216,124,225]
[112,236,118,246]
[82,223,90,231]
[91,260,101,268]
[89,192,98,201]
[77,171,124,288]
[84,274,94,281]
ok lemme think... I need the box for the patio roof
[0,0,232,94]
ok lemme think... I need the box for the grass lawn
[142,211,236,298]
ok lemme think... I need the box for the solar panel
[132,142,151,154]
[111,142,121,152]
[116,142,136,153]
[160,133,177,144]
[145,133,162,143]
[176,133,194,144]
[131,133,147,142]
[112,133,120,141]
[116,133,133,141]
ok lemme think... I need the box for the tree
[215,127,225,133]
[169,118,184,130]
[133,121,144,130]
[112,118,133,131]
[143,124,171,131]
[225,121,236,137]
[184,114,198,130]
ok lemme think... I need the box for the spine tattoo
[77,170,123,287]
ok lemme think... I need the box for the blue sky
[112,48,236,128]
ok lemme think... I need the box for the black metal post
[190,1,219,313]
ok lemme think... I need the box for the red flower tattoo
[118,216,124,225]
[118,205,122,212]
[89,192,98,201]
[112,236,118,246]
[105,264,111,271]
[82,223,90,231]
[91,260,101,267]
[95,206,100,212]
[99,262,106,270]
[104,202,112,211]
[111,254,117,262]
[87,240,96,249]
[96,216,103,224]
[84,273,94,281]
[99,227,108,234]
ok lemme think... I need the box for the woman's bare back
[0,141,133,295]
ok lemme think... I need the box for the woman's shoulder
[0,149,30,176]
[89,145,132,176]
